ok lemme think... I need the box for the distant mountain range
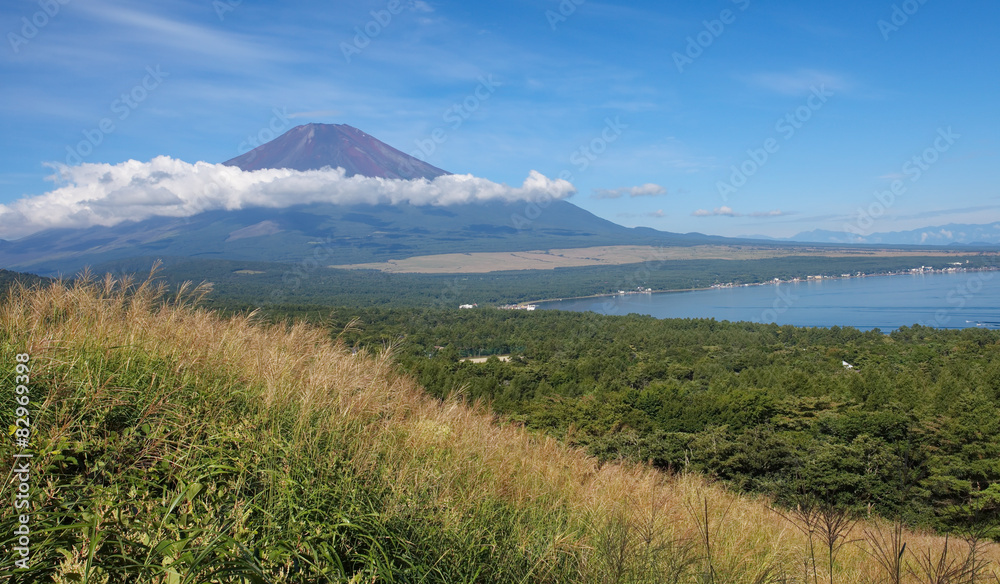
[760,223,1000,246]
[0,123,731,276]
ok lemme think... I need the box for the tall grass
[0,272,996,582]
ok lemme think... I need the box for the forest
[295,306,1000,537]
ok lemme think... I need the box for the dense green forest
[276,306,1000,537]
[0,269,50,290]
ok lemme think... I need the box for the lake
[538,271,1000,330]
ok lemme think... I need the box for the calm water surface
[539,271,1000,330]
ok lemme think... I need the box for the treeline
[0,269,50,291]
[305,307,1000,537]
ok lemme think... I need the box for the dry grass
[2,269,998,582]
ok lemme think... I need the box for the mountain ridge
[762,221,1000,246]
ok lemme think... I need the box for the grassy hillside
[1,274,998,582]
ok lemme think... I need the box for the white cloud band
[0,156,576,240]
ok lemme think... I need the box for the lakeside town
[706,261,989,290]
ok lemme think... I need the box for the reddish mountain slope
[223,123,449,180]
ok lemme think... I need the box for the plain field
[329,244,998,274]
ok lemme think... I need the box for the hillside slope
[1,275,996,582]
[2,199,708,277]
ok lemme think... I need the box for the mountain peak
[223,123,449,180]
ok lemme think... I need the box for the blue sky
[1,0,998,239]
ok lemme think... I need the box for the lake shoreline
[528,267,1000,330]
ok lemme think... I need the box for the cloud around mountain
[0,156,575,240]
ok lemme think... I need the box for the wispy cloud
[591,183,666,199]
[693,206,786,218]
[616,209,666,219]
[74,1,297,65]
[750,209,788,217]
[743,69,851,96]
[693,206,737,217]
[0,157,574,240]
